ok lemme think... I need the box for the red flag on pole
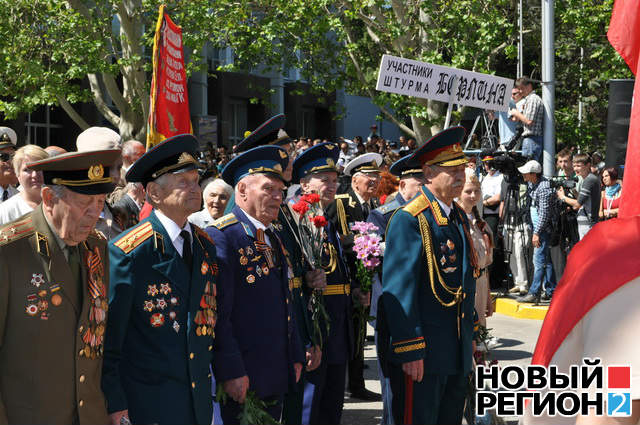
[146,5,192,150]
[607,0,640,218]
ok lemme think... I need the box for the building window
[25,106,64,147]
[229,99,248,145]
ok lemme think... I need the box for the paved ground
[342,313,543,424]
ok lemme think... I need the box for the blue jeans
[528,231,557,297]
[522,135,542,163]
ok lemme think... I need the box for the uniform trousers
[388,365,467,425]
[305,361,347,425]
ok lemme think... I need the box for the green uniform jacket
[379,187,477,376]
[0,205,110,425]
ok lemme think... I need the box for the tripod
[498,177,534,301]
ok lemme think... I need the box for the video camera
[480,149,527,184]
[549,176,578,191]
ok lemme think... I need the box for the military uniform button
[208,373,212,378]
[78,325,84,333]
[208,345,212,351]
[79,400,84,407]
[78,349,84,356]
[192,382,196,388]
[190,353,194,359]
[286,299,289,304]
[79,375,85,383]
[463,293,466,299]
[287,316,291,322]
[461,312,465,318]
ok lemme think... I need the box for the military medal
[40,312,49,320]
[169,311,177,320]
[170,296,178,306]
[31,273,44,288]
[51,294,62,306]
[150,313,164,327]
[38,299,48,311]
[201,261,209,275]
[38,289,47,298]
[173,321,180,333]
[160,283,171,295]
[262,265,270,276]
[240,256,248,266]
[50,283,60,292]
[144,300,155,312]
[246,274,255,284]
[256,267,262,277]
[26,304,38,316]
[147,284,159,296]
[246,246,253,256]
[156,298,167,310]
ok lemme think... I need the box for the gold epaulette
[335,193,350,199]
[402,191,429,217]
[336,197,349,235]
[213,213,238,230]
[193,225,214,245]
[0,217,35,246]
[113,221,153,254]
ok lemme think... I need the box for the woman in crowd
[599,166,622,220]
[458,168,494,328]
[0,144,48,225]
[188,177,233,228]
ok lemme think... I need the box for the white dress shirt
[155,210,192,256]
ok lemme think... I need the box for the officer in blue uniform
[234,114,322,425]
[102,134,219,425]
[367,154,424,425]
[206,145,304,424]
[292,143,355,424]
[379,127,479,425]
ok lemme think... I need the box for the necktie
[2,189,7,201]
[180,230,193,271]
[67,245,83,309]
[362,201,370,218]
[265,228,282,268]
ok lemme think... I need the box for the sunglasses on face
[0,153,11,162]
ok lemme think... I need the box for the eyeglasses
[0,153,11,162]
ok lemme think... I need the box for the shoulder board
[213,213,238,230]
[0,216,35,246]
[113,221,153,254]
[193,224,214,245]
[402,192,429,217]
[377,199,400,215]
[335,193,351,199]
[335,193,356,208]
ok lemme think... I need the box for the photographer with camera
[516,160,557,303]
[557,153,601,240]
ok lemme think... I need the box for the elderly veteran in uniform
[293,143,355,425]
[326,151,383,401]
[102,134,219,425]
[206,145,304,424]
[367,154,425,425]
[378,126,478,425]
[0,127,18,202]
[233,114,323,425]
[0,149,120,425]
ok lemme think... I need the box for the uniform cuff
[391,337,426,363]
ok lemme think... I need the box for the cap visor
[64,182,116,195]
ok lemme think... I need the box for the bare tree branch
[87,73,121,127]
[55,95,90,130]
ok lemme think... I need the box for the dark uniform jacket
[102,210,218,425]
[0,205,110,425]
[316,220,354,364]
[207,206,304,399]
[274,204,312,351]
[379,187,478,375]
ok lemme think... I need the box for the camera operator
[557,153,601,240]
[516,160,557,303]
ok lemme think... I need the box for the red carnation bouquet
[292,192,331,348]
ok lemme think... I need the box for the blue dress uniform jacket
[380,186,477,376]
[102,211,218,425]
[206,206,304,399]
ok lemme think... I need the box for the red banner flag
[607,0,640,218]
[147,5,192,149]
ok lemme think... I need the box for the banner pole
[443,75,459,129]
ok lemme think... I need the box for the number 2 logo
[607,392,631,417]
